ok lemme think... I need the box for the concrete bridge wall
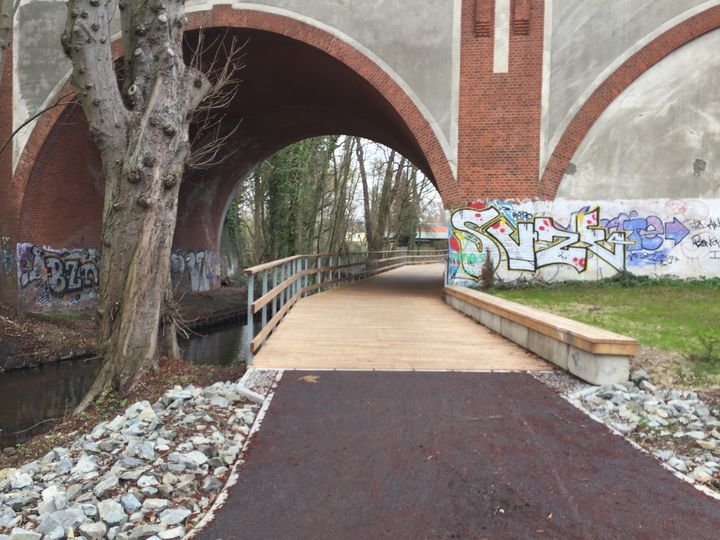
[2,0,720,309]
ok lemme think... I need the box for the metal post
[246,273,255,364]
[298,258,302,296]
[301,257,307,297]
[282,263,290,306]
[304,257,309,294]
[293,258,299,298]
[261,271,268,328]
[273,266,278,316]
[315,257,322,292]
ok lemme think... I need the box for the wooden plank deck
[252,264,551,371]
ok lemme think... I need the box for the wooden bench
[444,285,637,385]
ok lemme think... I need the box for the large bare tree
[0,0,17,81]
[62,0,237,408]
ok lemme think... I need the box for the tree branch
[63,0,128,151]
[0,93,77,157]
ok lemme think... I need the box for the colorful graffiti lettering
[448,199,716,285]
[170,250,220,293]
[601,211,690,254]
[16,244,221,310]
[16,244,100,309]
[450,205,630,279]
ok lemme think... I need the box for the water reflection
[0,322,250,448]
[0,357,100,448]
[180,323,250,365]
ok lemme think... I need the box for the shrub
[479,249,495,290]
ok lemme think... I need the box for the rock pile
[0,381,260,539]
[571,369,720,491]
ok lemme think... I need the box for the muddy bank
[0,304,96,372]
[0,287,247,372]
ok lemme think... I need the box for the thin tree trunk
[64,0,211,409]
[408,168,419,250]
[376,153,407,252]
[328,137,353,253]
[355,138,374,253]
[253,169,265,263]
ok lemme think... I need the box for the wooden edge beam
[444,286,638,356]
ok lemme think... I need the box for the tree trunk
[253,168,265,263]
[327,136,353,253]
[64,0,210,409]
[355,138,374,252]
[408,168,419,250]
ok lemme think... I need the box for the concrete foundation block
[486,313,502,334]
[445,291,632,386]
[568,347,630,385]
[527,329,569,370]
[500,318,528,349]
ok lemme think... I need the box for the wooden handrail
[244,250,447,275]
[244,255,306,275]
[252,273,302,314]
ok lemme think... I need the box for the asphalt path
[198,371,720,539]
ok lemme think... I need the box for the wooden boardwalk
[253,264,550,371]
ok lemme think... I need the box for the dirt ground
[0,303,96,371]
[631,345,720,405]
[0,286,247,371]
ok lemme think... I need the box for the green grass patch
[489,275,720,361]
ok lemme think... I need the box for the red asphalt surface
[197,372,720,539]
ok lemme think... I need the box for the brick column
[457,0,545,202]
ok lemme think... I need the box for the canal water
[0,323,250,448]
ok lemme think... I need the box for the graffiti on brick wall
[16,244,100,309]
[448,199,719,285]
[170,250,220,293]
[1,236,14,275]
[16,244,221,309]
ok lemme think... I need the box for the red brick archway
[12,5,458,254]
[538,4,720,199]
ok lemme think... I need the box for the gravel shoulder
[535,368,720,497]
[0,368,277,540]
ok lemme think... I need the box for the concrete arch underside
[539,4,720,198]
[15,7,456,257]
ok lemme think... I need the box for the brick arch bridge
[2,0,720,307]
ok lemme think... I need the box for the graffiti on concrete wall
[448,199,719,285]
[16,243,100,309]
[170,250,220,293]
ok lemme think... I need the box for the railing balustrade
[243,249,448,362]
